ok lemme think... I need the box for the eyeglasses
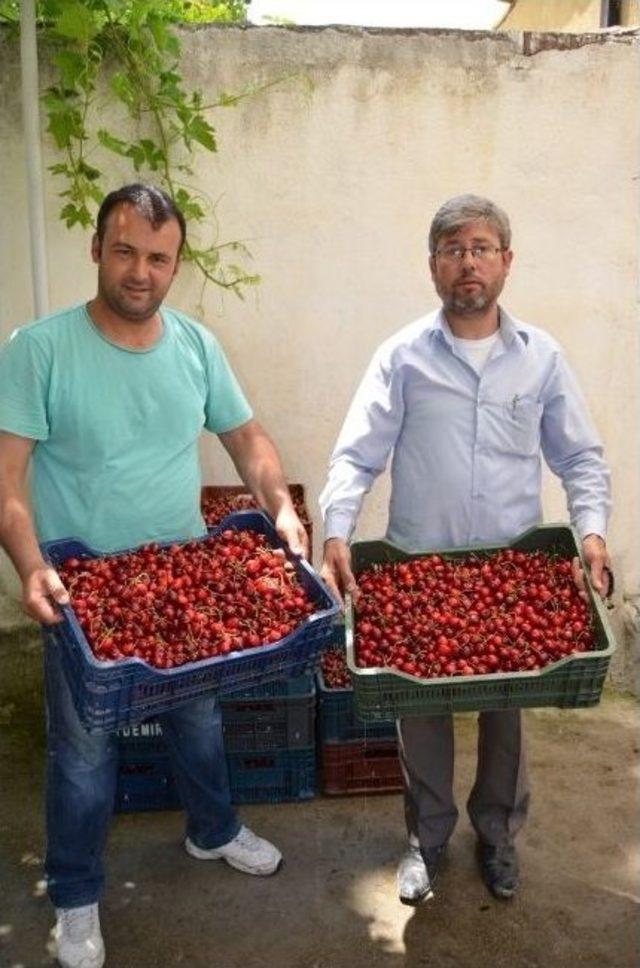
[435,245,505,263]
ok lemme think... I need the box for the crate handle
[241,756,276,769]
[363,747,399,760]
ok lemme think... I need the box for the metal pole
[20,0,50,318]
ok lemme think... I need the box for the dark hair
[96,184,187,252]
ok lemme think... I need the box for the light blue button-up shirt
[320,308,611,551]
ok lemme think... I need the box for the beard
[448,286,492,315]
[97,267,166,323]
[437,276,505,317]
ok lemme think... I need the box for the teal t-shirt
[0,304,253,552]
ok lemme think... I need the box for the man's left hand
[274,504,309,559]
[572,534,612,601]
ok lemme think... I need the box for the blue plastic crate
[115,754,181,812]
[115,746,317,812]
[42,511,339,734]
[226,747,316,804]
[116,719,166,757]
[116,672,316,755]
[223,670,316,700]
[221,673,315,751]
[316,668,397,743]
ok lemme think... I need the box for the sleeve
[319,344,405,542]
[540,351,611,540]
[200,331,253,434]
[0,328,50,440]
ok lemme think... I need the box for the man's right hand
[23,566,70,625]
[321,538,359,608]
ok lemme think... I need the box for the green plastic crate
[345,523,616,720]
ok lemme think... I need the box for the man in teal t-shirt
[0,184,308,968]
[1,300,256,553]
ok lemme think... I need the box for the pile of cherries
[58,529,315,669]
[355,548,596,678]
[321,647,352,689]
[201,488,312,535]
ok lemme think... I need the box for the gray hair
[428,194,511,255]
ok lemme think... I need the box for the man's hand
[572,534,612,602]
[274,504,309,559]
[218,420,309,559]
[321,538,359,608]
[23,566,69,625]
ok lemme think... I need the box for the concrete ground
[1,629,638,968]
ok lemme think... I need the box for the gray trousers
[397,710,530,850]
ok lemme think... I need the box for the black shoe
[477,841,519,899]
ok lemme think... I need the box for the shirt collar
[430,306,529,352]
[498,307,530,348]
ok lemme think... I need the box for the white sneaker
[397,841,433,906]
[53,903,105,968]
[185,825,282,876]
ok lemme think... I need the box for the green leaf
[97,129,129,157]
[140,138,166,170]
[126,143,146,171]
[42,87,79,113]
[46,109,84,149]
[126,0,156,30]
[60,201,93,229]
[187,115,217,152]
[146,13,180,55]
[158,70,183,103]
[120,138,167,172]
[52,50,87,90]
[165,32,180,57]
[186,199,206,220]
[53,3,99,46]
[110,72,137,109]
[174,188,205,221]
[86,182,104,205]
[78,160,101,182]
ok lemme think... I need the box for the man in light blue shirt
[0,184,308,968]
[320,194,611,905]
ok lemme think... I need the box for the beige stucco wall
[500,0,600,32]
[500,0,639,31]
[0,25,638,685]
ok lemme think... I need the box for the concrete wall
[0,25,638,686]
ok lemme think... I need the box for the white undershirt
[451,331,502,375]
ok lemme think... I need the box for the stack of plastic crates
[221,673,316,804]
[115,672,317,811]
[316,630,403,796]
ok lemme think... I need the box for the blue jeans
[44,639,240,909]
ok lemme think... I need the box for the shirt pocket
[482,394,543,456]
